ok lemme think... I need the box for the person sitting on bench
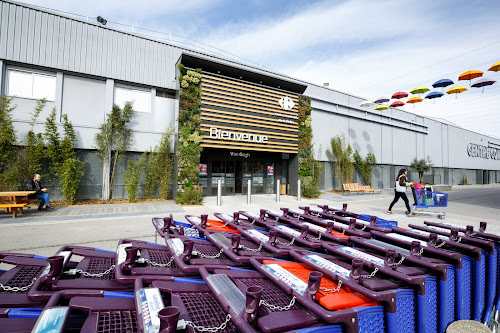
[25,174,53,211]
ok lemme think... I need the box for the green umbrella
[409,86,430,95]
[375,104,389,111]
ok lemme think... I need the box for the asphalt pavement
[0,183,498,258]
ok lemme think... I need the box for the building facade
[0,0,498,200]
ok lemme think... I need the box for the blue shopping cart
[411,186,447,219]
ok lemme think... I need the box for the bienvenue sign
[467,143,500,160]
[210,127,268,143]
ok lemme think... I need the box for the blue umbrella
[425,91,444,104]
[432,79,454,89]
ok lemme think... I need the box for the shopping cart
[290,248,428,333]
[411,186,447,219]
[266,208,371,239]
[406,224,497,325]
[0,253,49,307]
[300,206,395,233]
[185,214,240,235]
[152,215,208,242]
[249,257,386,333]
[113,239,189,284]
[347,236,455,333]
[317,203,360,219]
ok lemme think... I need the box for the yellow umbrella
[375,104,389,111]
[446,85,467,99]
[488,61,500,72]
[409,86,430,95]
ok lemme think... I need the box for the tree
[44,109,85,204]
[353,151,377,186]
[124,153,147,203]
[410,156,433,184]
[95,102,133,200]
[326,134,354,189]
[0,96,20,191]
[25,99,46,179]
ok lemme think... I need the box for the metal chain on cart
[359,225,367,231]
[309,233,322,241]
[209,221,230,228]
[144,257,175,268]
[276,238,295,246]
[185,314,232,332]
[361,267,379,279]
[239,244,263,252]
[320,280,342,292]
[155,231,158,244]
[415,247,424,256]
[72,264,116,278]
[260,296,297,311]
[432,240,447,249]
[198,248,225,259]
[387,256,405,267]
[0,278,36,292]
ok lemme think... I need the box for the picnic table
[0,191,36,218]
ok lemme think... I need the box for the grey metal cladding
[0,0,181,89]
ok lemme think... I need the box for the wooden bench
[365,185,382,194]
[0,203,28,218]
[19,198,40,207]
[343,183,362,195]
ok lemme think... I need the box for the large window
[114,86,151,113]
[6,69,56,101]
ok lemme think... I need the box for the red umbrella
[391,91,408,99]
[390,101,405,107]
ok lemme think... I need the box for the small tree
[124,153,147,203]
[0,96,20,190]
[410,156,433,184]
[353,151,377,186]
[326,134,354,189]
[95,102,133,200]
[25,99,46,179]
[44,109,85,204]
[156,129,174,199]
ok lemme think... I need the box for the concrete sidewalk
[0,184,498,258]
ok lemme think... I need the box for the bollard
[217,179,222,206]
[297,179,301,201]
[276,179,280,202]
[247,179,251,204]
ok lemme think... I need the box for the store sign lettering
[467,143,500,160]
[210,127,268,144]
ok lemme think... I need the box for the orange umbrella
[446,85,467,99]
[390,101,405,107]
[488,61,500,72]
[458,70,483,85]
[407,97,423,104]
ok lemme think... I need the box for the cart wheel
[438,214,445,220]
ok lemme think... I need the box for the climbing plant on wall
[298,95,322,198]
[176,64,203,204]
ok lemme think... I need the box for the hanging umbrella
[374,96,390,103]
[390,101,405,107]
[432,79,454,89]
[471,78,496,92]
[407,97,423,104]
[458,70,483,85]
[391,91,408,99]
[360,100,375,107]
[409,86,430,95]
[446,85,467,99]
[375,104,389,111]
[488,61,500,72]
[425,91,444,104]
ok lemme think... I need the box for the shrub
[124,153,147,203]
[353,151,376,186]
[175,185,203,205]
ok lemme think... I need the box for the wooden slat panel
[202,100,299,123]
[201,117,296,134]
[201,110,297,129]
[203,89,298,116]
[202,83,298,114]
[203,74,299,103]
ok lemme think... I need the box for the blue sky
[25,0,500,137]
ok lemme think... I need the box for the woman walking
[387,168,416,216]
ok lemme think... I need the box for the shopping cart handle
[307,271,322,301]
[245,286,263,323]
[480,221,487,232]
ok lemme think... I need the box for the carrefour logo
[279,96,295,111]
